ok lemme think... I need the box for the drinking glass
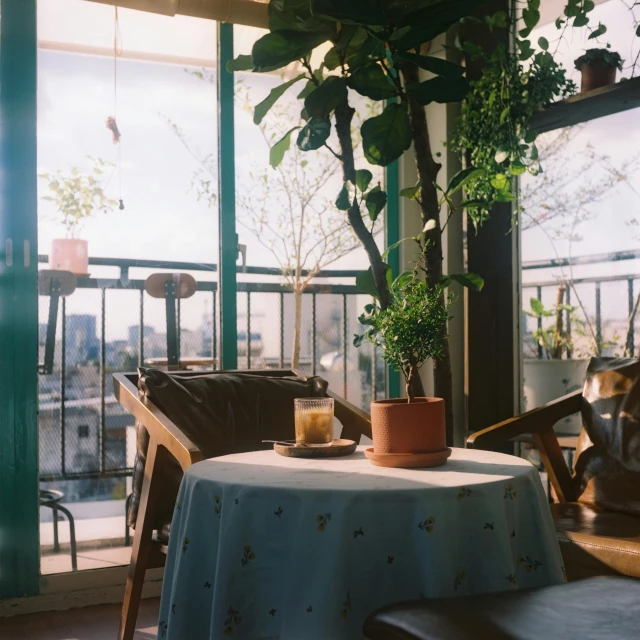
[294,398,334,447]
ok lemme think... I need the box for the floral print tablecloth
[158,446,565,640]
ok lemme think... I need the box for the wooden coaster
[364,447,451,468]
[274,439,357,458]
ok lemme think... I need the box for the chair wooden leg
[118,441,167,640]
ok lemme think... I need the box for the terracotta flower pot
[580,65,617,93]
[370,397,445,454]
[49,238,89,275]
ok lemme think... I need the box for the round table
[159,446,565,640]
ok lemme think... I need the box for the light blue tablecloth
[158,446,565,639]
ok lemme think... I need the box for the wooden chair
[467,357,640,582]
[113,368,372,640]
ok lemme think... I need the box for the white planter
[49,238,89,275]
[523,359,589,435]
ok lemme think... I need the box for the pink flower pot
[49,239,89,275]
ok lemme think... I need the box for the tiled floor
[0,598,159,640]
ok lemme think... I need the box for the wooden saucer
[364,447,451,468]
[274,439,357,458]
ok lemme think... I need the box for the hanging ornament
[106,116,121,144]
[109,5,124,209]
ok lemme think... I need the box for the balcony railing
[37,255,384,484]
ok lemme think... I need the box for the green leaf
[460,199,489,209]
[392,271,414,290]
[297,117,331,151]
[269,126,300,168]
[297,80,316,100]
[538,36,549,50]
[524,129,538,143]
[555,18,565,29]
[365,185,387,221]
[637,25,640,37]
[509,161,527,176]
[252,29,332,73]
[491,173,509,190]
[406,76,469,105]
[347,63,397,100]
[446,167,485,195]
[499,106,509,124]
[588,23,607,39]
[394,51,465,78]
[354,169,373,193]
[304,76,347,119]
[355,263,393,298]
[399,179,422,200]
[226,54,253,72]
[361,103,411,166]
[530,297,545,316]
[518,39,535,61]
[254,74,305,125]
[323,47,341,70]
[335,183,351,210]
[353,333,366,347]
[447,273,484,292]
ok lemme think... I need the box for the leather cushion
[363,577,640,640]
[551,501,640,580]
[127,369,328,532]
[574,357,640,517]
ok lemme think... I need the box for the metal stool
[39,489,78,571]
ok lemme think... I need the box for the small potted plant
[523,286,589,434]
[356,241,454,460]
[574,48,623,93]
[40,157,116,275]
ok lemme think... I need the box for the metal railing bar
[100,289,106,474]
[524,273,640,288]
[138,290,144,366]
[279,292,284,369]
[177,296,182,363]
[61,297,66,478]
[522,249,640,271]
[39,468,133,482]
[213,291,218,367]
[595,281,602,350]
[312,293,317,375]
[247,291,251,369]
[628,279,635,355]
[342,293,348,400]
[565,285,572,360]
[536,286,543,359]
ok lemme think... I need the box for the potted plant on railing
[355,237,453,463]
[574,48,623,93]
[40,157,116,275]
[523,285,589,434]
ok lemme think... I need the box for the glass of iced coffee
[294,398,334,447]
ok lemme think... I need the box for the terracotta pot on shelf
[580,65,617,93]
[370,397,446,454]
[49,238,89,275]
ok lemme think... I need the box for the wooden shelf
[530,75,640,134]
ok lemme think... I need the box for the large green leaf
[361,103,411,166]
[394,51,465,78]
[365,185,387,221]
[269,126,301,168]
[335,183,351,210]
[226,54,253,72]
[304,76,347,119]
[406,76,469,105]
[347,63,397,100]
[254,74,305,125]
[399,179,422,200]
[355,263,393,298]
[446,167,485,195]
[252,29,332,73]
[393,0,479,50]
[354,169,372,193]
[447,273,485,292]
[346,34,386,69]
[297,117,331,151]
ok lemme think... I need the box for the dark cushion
[551,501,640,580]
[127,369,328,532]
[363,577,640,640]
[574,357,640,517]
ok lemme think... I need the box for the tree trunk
[334,100,391,310]
[291,287,303,369]
[400,62,454,444]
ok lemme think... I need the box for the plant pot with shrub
[40,157,116,275]
[574,48,623,93]
[356,239,454,456]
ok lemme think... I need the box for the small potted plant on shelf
[574,48,623,93]
[40,157,116,275]
[356,238,455,465]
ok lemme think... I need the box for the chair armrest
[467,389,582,503]
[467,389,582,449]
[329,391,372,441]
[113,373,204,472]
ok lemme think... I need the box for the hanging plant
[451,44,576,226]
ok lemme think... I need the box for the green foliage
[39,158,117,238]
[361,103,412,166]
[525,295,577,359]
[297,117,331,151]
[270,126,300,168]
[304,76,347,118]
[451,45,576,226]
[574,48,623,71]
[254,74,305,124]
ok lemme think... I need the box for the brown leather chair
[113,367,372,640]
[363,576,640,639]
[468,357,640,582]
